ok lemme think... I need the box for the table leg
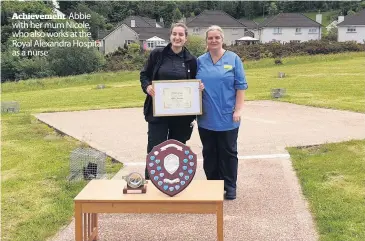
[92,213,98,240]
[217,202,224,241]
[75,202,83,241]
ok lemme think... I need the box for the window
[309,28,318,34]
[124,40,135,45]
[193,27,200,34]
[273,28,282,34]
[347,26,356,32]
[290,40,300,43]
[232,28,238,35]
[147,41,154,48]
[295,28,301,34]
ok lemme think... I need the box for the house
[238,18,259,38]
[97,22,169,55]
[185,10,252,45]
[337,9,365,43]
[122,15,164,28]
[258,13,322,43]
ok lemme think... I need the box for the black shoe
[224,189,236,200]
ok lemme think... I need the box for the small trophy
[122,172,148,194]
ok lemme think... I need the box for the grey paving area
[37,101,365,241]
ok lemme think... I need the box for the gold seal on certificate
[152,79,202,117]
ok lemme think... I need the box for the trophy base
[123,185,147,194]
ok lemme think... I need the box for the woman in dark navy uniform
[140,23,203,180]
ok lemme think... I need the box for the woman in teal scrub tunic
[196,25,248,200]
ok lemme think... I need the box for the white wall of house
[259,27,321,43]
[338,26,365,43]
[101,24,138,55]
[188,27,247,45]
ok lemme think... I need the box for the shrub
[185,35,206,57]
[274,59,283,65]
[226,40,364,60]
[48,45,106,76]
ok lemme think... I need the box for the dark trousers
[145,119,193,179]
[198,127,239,192]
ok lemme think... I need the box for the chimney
[316,13,322,24]
[338,16,344,23]
[131,19,135,28]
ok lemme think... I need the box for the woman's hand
[233,110,242,122]
[146,85,155,96]
[199,82,205,91]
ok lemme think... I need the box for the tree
[172,8,182,23]
[72,3,106,39]
[347,10,356,15]
[268,2,279,16]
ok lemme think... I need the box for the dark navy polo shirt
[156,48,187,80]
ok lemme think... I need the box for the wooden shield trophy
[146,139,197,197]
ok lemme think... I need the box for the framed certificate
[152,79,202,117]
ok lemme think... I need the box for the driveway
[37,101,365,241]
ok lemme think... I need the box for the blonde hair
[170,22,188,37]
[205,25,224,40]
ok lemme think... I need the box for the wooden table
[74,179,224,241]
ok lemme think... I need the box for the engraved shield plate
[146,139,197,197]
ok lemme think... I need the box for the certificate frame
[152,79,202,117]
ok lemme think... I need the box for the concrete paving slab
[40,101,365,241]
[36,101,365,163]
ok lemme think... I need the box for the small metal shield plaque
[146,139,197,197]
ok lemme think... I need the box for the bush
[274,59,283,65]
[226,40,364,60]
[185,35,206,57]
[48,46,106,76]
[103,46,149,72]
[15,57,55,80]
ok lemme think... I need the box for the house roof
[186,10,245,28]
[186,16,194,23]
[98,29,113,40]
[97,24,137,40]
[337,9,365,26]
[142,17,157,27]
[133,27,170,40]
[122,16,154,28]
[147,36,166,41]
[238,18,259,29]
[258,13,322,28]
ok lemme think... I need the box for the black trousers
[145,118,193,179]
[198,127,239,192]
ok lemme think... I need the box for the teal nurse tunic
[196,51,248,131]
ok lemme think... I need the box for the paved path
[37,101,365,241]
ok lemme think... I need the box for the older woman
[140,23,202,180]
[196,25,248,200]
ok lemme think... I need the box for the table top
[74,180,224,202]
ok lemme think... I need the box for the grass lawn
[289,140,365,241]
[1,52,365,240]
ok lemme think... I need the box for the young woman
[140,23,202,180]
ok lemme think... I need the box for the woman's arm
[140,50,156,94]
[233,54,248,122]
[233,90,245,122]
